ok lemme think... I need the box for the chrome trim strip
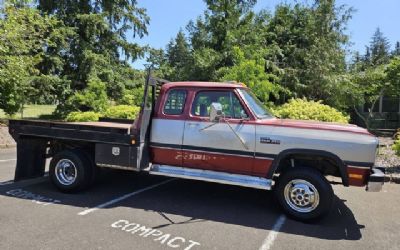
[150,165,272,190]
[254,156,275,160]
[150,145,181,151]
[97,163,139,171]
[347,165,371,170]
[182,148,254,158]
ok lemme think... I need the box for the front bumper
[366,167,385,192]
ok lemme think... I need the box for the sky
[131,0,400,69]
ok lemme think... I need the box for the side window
[163,89,187,115]
[191,91,248,119]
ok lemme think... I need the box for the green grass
[0,105,56,119]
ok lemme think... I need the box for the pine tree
[37,0,149,115]
[167,30,191,68]
[393,41,400,56]
[165,30,191,80]
[370,27,390,65]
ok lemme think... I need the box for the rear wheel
[275,167,334,221]
[50,150,94,193]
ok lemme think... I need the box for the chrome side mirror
[209,102,223,122]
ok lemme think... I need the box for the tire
[49,150,94,193]
[275,167,334,222]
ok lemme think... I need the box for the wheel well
[276,154,340,175]
[49,140,95,162]
[272,151,348,186]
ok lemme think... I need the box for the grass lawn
[0,105,56,119]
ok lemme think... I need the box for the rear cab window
[163,89,187,115]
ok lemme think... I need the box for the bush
[393,139,400,156]
[119,87,144,106]
[393,131,400,156]
[65,111,101,122]
[271,98,350,124]
[66,78,109,113]
[103,105,140,119]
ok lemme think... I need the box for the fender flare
[268,149,349,187]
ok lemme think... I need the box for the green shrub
[119,87,144,106]
[65,111,101,122]
[393,140,400,156]
[271,98,350,124]
[103,105,140,119]
[66,78,109,113]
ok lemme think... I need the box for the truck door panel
[182,90,256,175]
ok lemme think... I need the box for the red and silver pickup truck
[8,73,384,221]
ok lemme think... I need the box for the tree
[370,27,390,65]
[218,47,284,104]
[350,65,387,130]
[385,57,400,96]
[183,0,258,79]
[0,1,71,116]
[38,0,149,115]
[392,41,400,57]
[263,0,353,107]
[165,30,191,80]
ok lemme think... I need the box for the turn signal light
[349,173,363,179]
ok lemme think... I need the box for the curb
[0,144,16,149]
[384,174,400,184]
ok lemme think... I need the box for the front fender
[267,148,349,187]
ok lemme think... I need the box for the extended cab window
[163,89,187,115]
[191,91,248,119]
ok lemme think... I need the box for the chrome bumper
[366,167,385,192]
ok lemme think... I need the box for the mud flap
[14,137,47,181]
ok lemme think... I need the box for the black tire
[49,150,94,193]
[275,167,334,222]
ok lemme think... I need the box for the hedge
[65,105,140,122]
[103,105,140,119]
[271,98,350,124]
[65,111,101,122]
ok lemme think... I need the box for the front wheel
[275,167,334,221]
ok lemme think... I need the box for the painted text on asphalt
[111,219,200,250]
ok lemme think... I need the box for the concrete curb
[384,174,400,184]
[0,144,16,149]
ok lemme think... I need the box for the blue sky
[131,0,400,69]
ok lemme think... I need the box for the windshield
[238,89,274,119]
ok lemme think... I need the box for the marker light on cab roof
[226,80,247,87]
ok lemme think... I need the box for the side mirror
[209,102,223,122]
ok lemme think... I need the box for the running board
[149,165,272,190]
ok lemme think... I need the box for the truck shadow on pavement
[0,169,364,241]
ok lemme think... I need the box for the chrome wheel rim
[284,179,320,213]
[55,159,77,186]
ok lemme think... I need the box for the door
[182,90,256,175]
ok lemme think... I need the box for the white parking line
[259,215,286,250]
[78,179,175,216]
[0,159,16,163]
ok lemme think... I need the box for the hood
[257,118,373,136]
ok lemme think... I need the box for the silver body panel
[150,119,185,145]
[183,121,256,152]
[256,125,378,164]
[150,118,378,166]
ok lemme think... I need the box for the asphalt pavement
[0,148,399,250]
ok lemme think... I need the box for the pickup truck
[8,73,384,221]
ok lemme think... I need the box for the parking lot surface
[1,148,399,250]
